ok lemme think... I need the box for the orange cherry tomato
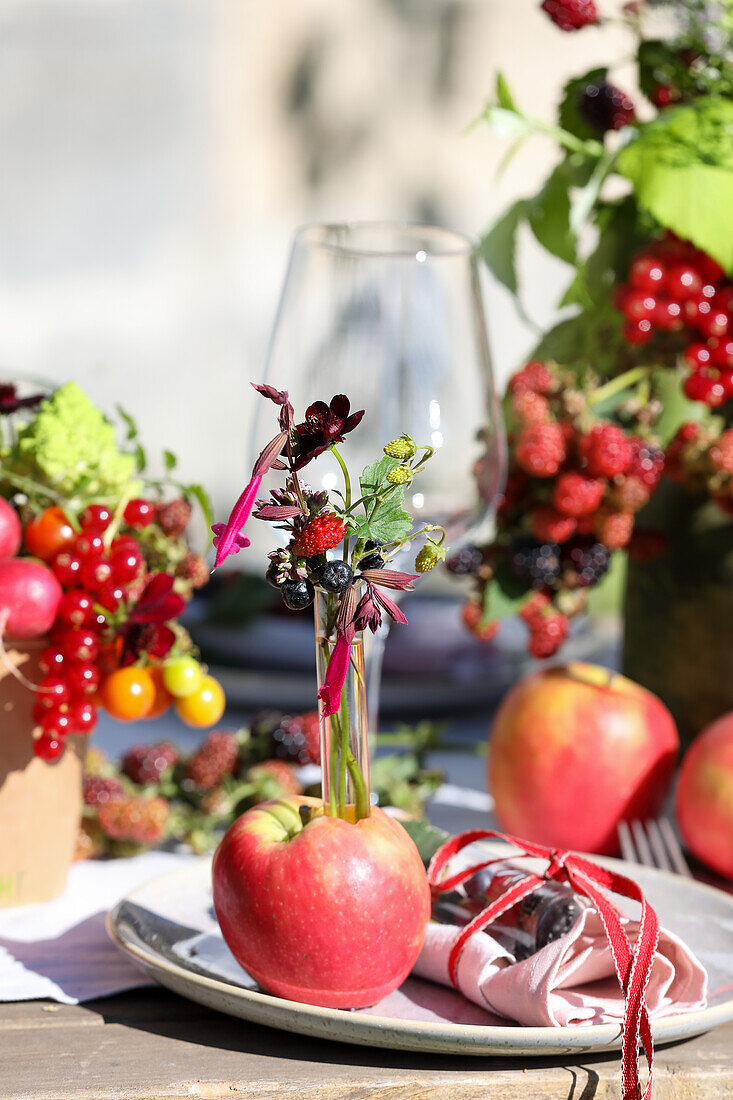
[146,665,173,720]
[174,675,225,728]
[24,507,75,561]
[100,667,156,722]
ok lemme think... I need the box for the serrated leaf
[359,455,399,497]
[496,71,517,112]
[560,196,645,308]
[617,97,733,275]
[479,201,526,295]
[116,404,139,442]
[558,67,607,142]
[163,449,177,471]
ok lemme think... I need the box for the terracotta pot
[623,481,733,751]
[0,641,83,907]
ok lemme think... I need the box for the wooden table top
[2,988,733,1099]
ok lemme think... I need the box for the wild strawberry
[531,505,577,544]
[528,611,569,658]
[177,552,209,589]
[247,760,303,799]
[383,436,416,460]
[292,513,346,557]
[461,601,500,642]
[594,508,634,549]
[541,0,598,31]
[122,741,179,786]
[82,774,124,807]
[508,360,556,395]
[97,795,169,845]
[553,472,606,517]
[578,423,633,478]
[415,540,446,573]
[157,498,192,536]
[512,390,550,425]
[515,423,566,477]
[386,465,413,486]
[710,429,733,474]
[185,731,239,790]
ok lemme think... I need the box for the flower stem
[330,445,351,562]
[590,366,655,407]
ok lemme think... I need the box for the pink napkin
[413,908,707,1026]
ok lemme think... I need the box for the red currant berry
[35,674,71,711]
[124,499,156,528]
[80,504,113,532]
[64,661,100,698]
[53,551,83,586]
[34,731,65,762]
[97,581,126,612]
[623,319,652,345]
[91,611,108,631]
[111,535,139,555]
[720,368,733,397]
[58,589,95,627]
[61,628,100,663]
[653,299,683,331]
[684,373,715,403]
[110,545,144,583]
[666,264,702,301]
[629,256,666,292]
[41,708,73,738]
[67,702,97,736]
[74,531,105,559]
[698,255,725,283]
[701,283,717,299]
[80,556,113,592]
[709,338,733,368]
[683,343,712,371]
[623,290,656,321]
[39,646,65,674]
[698,309,730,339]
[683,297,711,325]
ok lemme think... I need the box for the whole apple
[676,713,733,880]
[212,796,430,1009]
[488,662,679,855]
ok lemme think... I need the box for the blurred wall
[0,0,633,514]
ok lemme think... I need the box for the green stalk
[330,445,351,562]
[337,683,349,815]
[590,365,655,407]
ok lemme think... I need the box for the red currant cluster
[616,238,733,409]
[29,497,210,762]
[457,360,665,658]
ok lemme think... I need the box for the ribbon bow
[428,829,661,1100]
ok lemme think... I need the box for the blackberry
[578,82,635,133]
[445,545,483,576]
[270,714,315,765]
[510,538,562,590]
[560,536,610,588]
[281,577,315,610]
[358,551,385,572]
[316,559,353,594]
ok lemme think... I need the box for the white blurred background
[0,0,634,516]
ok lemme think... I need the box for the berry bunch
[615,237,733,408]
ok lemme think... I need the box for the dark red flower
[0,383,45,415]
[291,395,365,469]
[117,573,185,664]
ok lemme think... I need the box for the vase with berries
[209,384,442,1006]
[0,381,218,905]
[454,0,733,742]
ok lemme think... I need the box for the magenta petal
[318,632,351,717]
[212,474,262,568]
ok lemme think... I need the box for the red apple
[212,796,430,1009]
[676,713,733,880]
[0,498,21,560]
[488,662,679,855]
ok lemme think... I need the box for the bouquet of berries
[0,381,221,761]
[213,384,448,820]
[457,0,733,657]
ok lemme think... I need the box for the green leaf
[187,483,214,545]
[617,97,733,274]
[479,201,526,295]
[561,196,646,308]
[530,300,628,376]
[359,455,399,497]
[637,40,686,102]
[356,457,413,544]
[558,67,608,142]
[399,818,450,868]
[163,449,178,471]
[116,404,139,442]
[651,367,708,445]
[134,443,147,472]
[483,105,533,140]
[480,561,528,624]
[496,71,517,112]
[527,161,576,264]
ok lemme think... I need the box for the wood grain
[1,991,732,1100]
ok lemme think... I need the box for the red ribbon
[428,829,660,1100]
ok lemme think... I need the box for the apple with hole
[212,797,430,1008]
[488,662,679,855]
[676,713,733,880]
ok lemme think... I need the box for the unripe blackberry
[578,82,635,133]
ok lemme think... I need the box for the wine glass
[251,222,506,727]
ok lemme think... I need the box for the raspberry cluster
[666,424,733,514]
[615,236,733,409]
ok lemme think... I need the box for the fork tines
[618,818,691,877]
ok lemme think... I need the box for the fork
[617,817,692,877]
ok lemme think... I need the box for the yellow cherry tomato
[174,675,225,728]
[162,654,204,698]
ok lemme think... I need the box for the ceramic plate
[108,847,733,1056]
